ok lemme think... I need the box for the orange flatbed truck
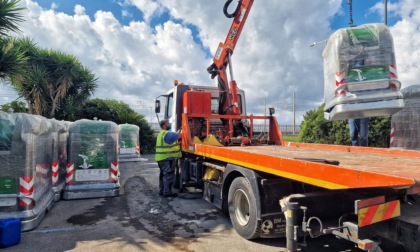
[155,1,420,251]
[154,89,420,252]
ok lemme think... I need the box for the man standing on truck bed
[348,118,369,146]
[155,119,182,197]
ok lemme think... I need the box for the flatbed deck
[184,142,420,190]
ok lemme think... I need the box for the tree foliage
[298,104,391,148]
[78,98,156,154]
[7,37,97,118]
[0,100,26,112]
[0,0,24,37]
[0,37,27,80]
[0,0,26,81]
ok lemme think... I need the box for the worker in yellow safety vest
[155,119,181,197]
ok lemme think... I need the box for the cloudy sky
[1,0,419,124]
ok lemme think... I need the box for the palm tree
[9,37,98,117]
[0,0,26,81]
[0,36,27,80]
[0,0,24,37]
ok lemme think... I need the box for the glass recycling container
[390,85,420,150]
[63,119,119,199]
[49,119,69,201]
[323,23,404,120]
[118,124,141,162]
[0,112,54,231]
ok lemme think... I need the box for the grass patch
[283,135,299,142]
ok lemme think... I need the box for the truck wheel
[228,177,261,239]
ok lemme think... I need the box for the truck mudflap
[259,213,286,238]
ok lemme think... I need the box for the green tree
[298,103,391,148]
[8,37,97,118]
[0,100,27,112]
[77,98,118,122]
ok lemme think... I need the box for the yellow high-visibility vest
[155,130,181,161]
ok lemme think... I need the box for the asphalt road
[6,155,367,252]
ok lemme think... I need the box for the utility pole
[384,0,388,25]
[264,98,267,133]
[293,92,296,135]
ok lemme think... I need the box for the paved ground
[5,155,370,252]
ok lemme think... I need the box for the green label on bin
[76,151,109,169]
[120,138,135,148]
[0,178,17,194]
[347,66,389,83]
[348,27,378,46]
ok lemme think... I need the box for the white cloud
[390,0,420,87]
[122,0,164,23]
[74,4,86,16]
[51,2,58,10]
[6,0,419,125]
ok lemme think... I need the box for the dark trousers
[157,159,176,195]
[349,118,369,146]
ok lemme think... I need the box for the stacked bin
[118,124,141,162]
[49,119,68,201]
[63,119,119,199]
[390,85,420,150]
[323,23,404,120]
[0,112,54,231]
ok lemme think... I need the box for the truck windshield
[165,93,174,119]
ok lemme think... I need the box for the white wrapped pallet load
[0,112,54,231]
[323,23,404,120]
[63,119,120,199]
[390,85,420,150]
[49,119,68,201]
[118,124,141,162]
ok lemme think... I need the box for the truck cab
[156,82,247,133]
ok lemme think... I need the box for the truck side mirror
[155,100,161,113]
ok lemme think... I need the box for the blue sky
[1,0,419,124]
[331,0,399,29]
[34,0,399,44]
[34,0,399,33]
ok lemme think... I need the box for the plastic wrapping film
[0,112,54,225]
[49,119,68,197]
[390,85,420,150]
[323,23,403,119]
[118,124,140,162]
[66,119,119,185]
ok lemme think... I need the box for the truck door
[164,84,190,132]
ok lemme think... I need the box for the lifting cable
[348,0,354,27]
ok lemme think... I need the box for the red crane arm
[214,0,253,69]
[207,0,254,117]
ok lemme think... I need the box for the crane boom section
[207,0,254,119]
[213,0,254,69]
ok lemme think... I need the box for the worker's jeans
[157,159,176,196]
[349,118,369,146]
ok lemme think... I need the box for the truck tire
[228,177,261,239]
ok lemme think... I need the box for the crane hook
[223,0,242,18]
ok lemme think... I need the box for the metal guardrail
[148,123,300,135]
